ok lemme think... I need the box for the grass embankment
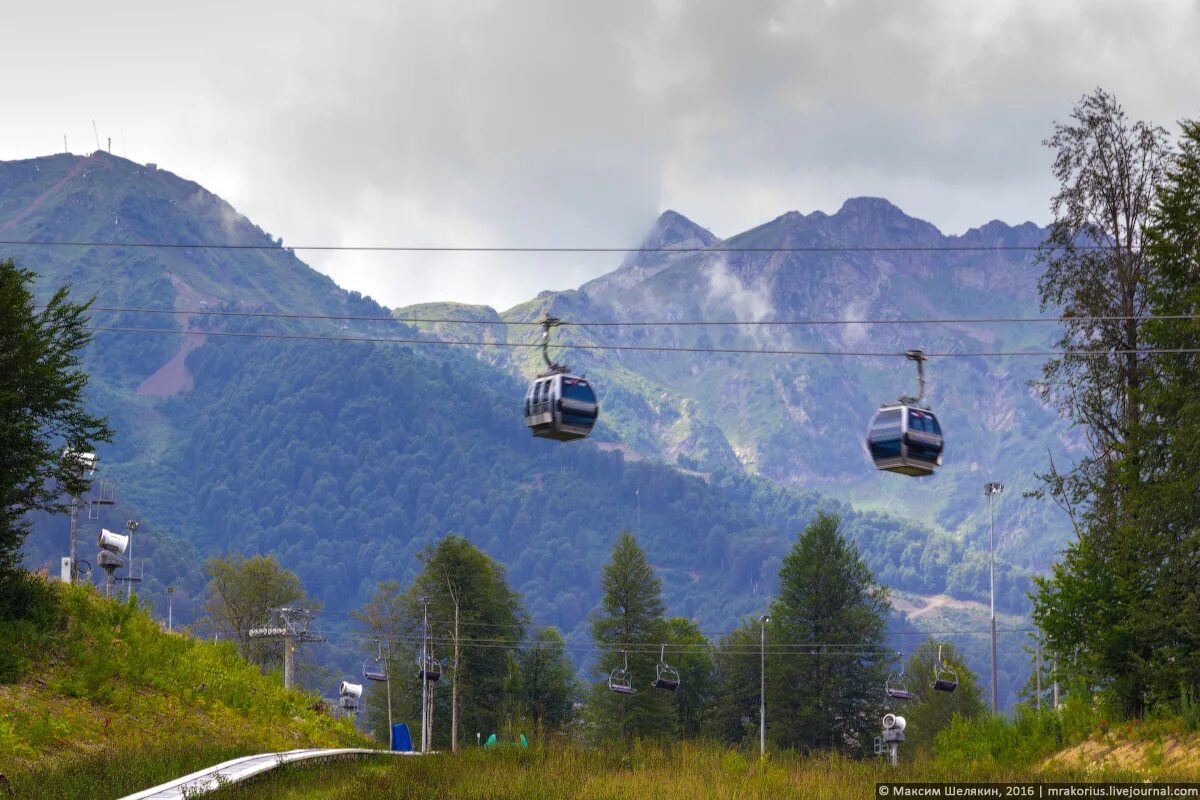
[209,706,1200,799]
[203,740,1176,800]
[0,580,366,800]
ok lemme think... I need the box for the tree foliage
[896,640,986,754]
[200,554,310,669]
[0,259,112,583]
[588,531,673,743]
[1131,118,1200,703]
[765,512,890,754]
[512,626,579,736]
[356,535,526,748]
[1031,89,1175,716]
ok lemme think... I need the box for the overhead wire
[84,324,1200,359]
[0,239,1120,254]
[82,305,1200,328]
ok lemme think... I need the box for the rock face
[490,201,1074,569]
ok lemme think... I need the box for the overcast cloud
[1,1,1197,310]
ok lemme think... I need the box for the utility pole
[421,598,429,754]
[759,614,769,758]
[447,578,461,752]
[124,520,140,602]
[984,481,1004,713]
[1035,638,1042,712]
[167,586,174,631]
[1053,654,1060,710]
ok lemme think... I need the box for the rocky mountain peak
[641,209,721,250]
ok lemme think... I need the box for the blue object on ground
[391,722,413,752]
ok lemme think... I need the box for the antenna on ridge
[92,120,100,153]
[63,134,68,154]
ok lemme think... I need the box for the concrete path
[117,747,413,799]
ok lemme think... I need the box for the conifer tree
[766,512,890,754]
[513,626,578,737]
[588,531,673,743]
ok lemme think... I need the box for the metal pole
[167,587,174,631]
[890,742,898,768]
[989,490,997,714]
[421,599,429,754]
[985,482,1003,714]
[759,615,769,758]
[283,633,295,690]
[68,499,79,583]
[386,672,394,736]
[1036,639,1042,712]
[126,538,134,603]
[1053,655,1060,710]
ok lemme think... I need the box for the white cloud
[1,1,1197,309]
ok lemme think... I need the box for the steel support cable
[81,304,1200,328]
[86,324,1200,359]
[0,239,1122,253]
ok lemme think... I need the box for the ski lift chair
[417,655,442,683]
[931,645,958,693]
[608,651,635,695]
[885,666,914,701]
[651,644,680,692]
[364,641,389,682]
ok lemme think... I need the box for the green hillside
[0,580,364,800]
[3,151,1038,708]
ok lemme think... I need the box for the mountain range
[3,151,1066,707]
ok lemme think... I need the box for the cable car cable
[85,324,1200,359]
[79,304,1200,328]
[0,238,1129,254]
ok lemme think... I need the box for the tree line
[200,516,987,755]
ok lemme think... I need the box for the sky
[1,1,1198,311]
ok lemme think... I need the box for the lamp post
[984,481,1004,713]
[759,614,769,758]
[124,520,139,601]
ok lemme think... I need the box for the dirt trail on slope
[135,274,223,397]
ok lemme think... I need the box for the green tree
[513,626,578,737]
[1031,89,1173,716]
[588,531,673,743]
[767,512,890,754]
[200,554,310,670]
[1134,118,1200,703]
[708,622,761,747]
[357,535,526,750]
[0,260,112,586]
[894,641,986,754]
[665,617,716,740]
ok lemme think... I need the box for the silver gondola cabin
[523,316,599,442]
[866,348,944,477]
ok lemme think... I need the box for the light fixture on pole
[759,614,769,758]
[984,481,1004,713]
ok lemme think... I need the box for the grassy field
[203,742,1175,800]
[0,581,366,800]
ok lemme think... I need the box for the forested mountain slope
[405,203,1076,570]
[4,152,1036,705]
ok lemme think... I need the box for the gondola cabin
[524,373,599,442]
[866,405,944,477]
